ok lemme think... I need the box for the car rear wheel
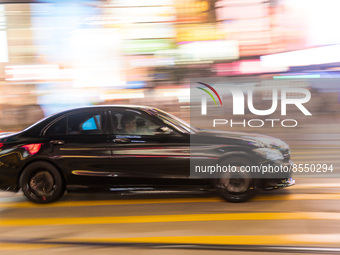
[20,161,65,203]
[215,158,255,203]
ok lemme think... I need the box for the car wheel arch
[217,151,258,166]
[18,158,67,188]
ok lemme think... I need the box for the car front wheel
[20,161,65,203]
[215,158,255,203]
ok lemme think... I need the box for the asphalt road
[0,146,339,255]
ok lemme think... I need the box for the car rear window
[67,112,104,135]
[44,111,105,136]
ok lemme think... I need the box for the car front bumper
[263,177,295,190]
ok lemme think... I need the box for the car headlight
[254,148,284,161]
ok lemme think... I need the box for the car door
[43,109,113,188]
[107,108,190,185]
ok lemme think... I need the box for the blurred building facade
[0,0,339,130]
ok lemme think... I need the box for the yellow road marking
[0,242,63,250]
[56,234,340,246]
[0,212,340,227]
[2,234,340,248]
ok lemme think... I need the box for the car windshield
[151,108,199,134]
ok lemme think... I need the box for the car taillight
[21,143,42,155]
[0,143,3,148]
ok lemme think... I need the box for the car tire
[20,161,65,203]
[215,157,256,203]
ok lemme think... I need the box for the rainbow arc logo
[196,82,222,106]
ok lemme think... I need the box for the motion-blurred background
[0,0,339,137]
[1,2,340,254]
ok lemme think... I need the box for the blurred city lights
[0,0,339,131]
[261,45,340,68]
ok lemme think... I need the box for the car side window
[44,117,67,136]
[82,115,101,131]
[111,111,163,135]
[68,111,105,135]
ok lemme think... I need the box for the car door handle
[50,140,65,145]
[113,138,131,143]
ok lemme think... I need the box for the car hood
[196,129,289,150]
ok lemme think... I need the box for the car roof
[62,105,155,111]
[51,105,158,116]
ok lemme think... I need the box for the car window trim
[40,115,67,137]
[41,109,109,136]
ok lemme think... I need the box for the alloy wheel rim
[220,172,251,193]
[29,170,55,196]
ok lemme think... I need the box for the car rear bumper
[0,171,20,192]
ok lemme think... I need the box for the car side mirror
[154,126,173,135]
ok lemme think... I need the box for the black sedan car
[0,105,294,203]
